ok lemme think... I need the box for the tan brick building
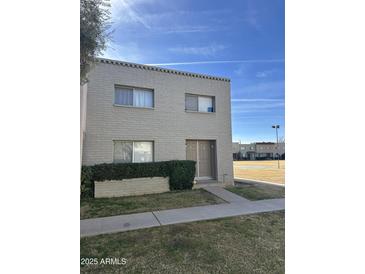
[82,58,233,184]
[233,142,285,160]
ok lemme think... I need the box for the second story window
[114,86,154,108]
[185,94,215,112]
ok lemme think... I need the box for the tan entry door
[186,140,215,178]
[198,141,212,177]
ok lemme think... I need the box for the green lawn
[225,182,285,201]
[80,211,285,273]
[81,189,225,219]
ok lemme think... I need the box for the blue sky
[102,0,285,143]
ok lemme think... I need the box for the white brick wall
[83,61,233,183]
[95,177,169,197]
[80,83,87,165]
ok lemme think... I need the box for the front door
[198,141,213,177]
[186,140,216,179]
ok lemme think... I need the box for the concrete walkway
[81,186,285,237]
[202,185,250,203]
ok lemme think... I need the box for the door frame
[186,139,217,180]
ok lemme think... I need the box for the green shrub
[91,161,170,181]
[168,160,196,190]
[80,166,93,198]
[81,160,196,197]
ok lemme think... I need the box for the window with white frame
[185,94,215,112]
[113,141,153,163]
[114,86,154,108]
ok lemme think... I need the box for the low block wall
[94,177,170,198]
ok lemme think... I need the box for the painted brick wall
[95,177,169,197]
[83,61,233,183]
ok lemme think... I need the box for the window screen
[198,96,213,112]
[115,86,153,108]
[113,141,133,163]
[133,142,153,163]
[185,94,198,111]
[185,94,215,112]
[134,89,153,108]
[115,88,133,106]
[113,141,153,163]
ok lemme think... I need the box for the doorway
[186,140,216,179]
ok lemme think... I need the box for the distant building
[232,142,285,160]
[232,142,240,160]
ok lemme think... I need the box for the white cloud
[168,44,227,56]
[231,97,284,115]
[142,9,232,33]
[244,9,260,30]
[256,69,276,78]
[234,64,248,76]
[100,41,145,63]
[256,71,268,78]
[110,1,230,33]
[111,0,153,29]
[236,80,285,95]
[231,101,285,114]
[155,25,224,34]
[231,98,284,102]
[240,1,261,30]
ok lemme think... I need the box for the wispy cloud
[231,97,284,115]
[235,80,285,95]
[231,98,284,102]
[232,115,285,119]
[156,25,225,34]
[101,41,145,63]
[147,59,284,66]
[111,2,231,34]
[231,101,285,114]
[143,8,232,22]
[111,0,152,29]
[234,64,248,76]
[141,8,232,33]
[168,44,227,56]
[241,0,261,30]
[243,9,260,30]
[256,69,276,78]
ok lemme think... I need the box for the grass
[80,211,284,273]
[81,189,225,219]
[234,160,285,184]
[225,182,285,201]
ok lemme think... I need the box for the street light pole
[272,125,280,169]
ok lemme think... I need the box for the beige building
[82,58,233,184]
[233,142,285,160]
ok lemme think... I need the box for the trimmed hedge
[80,166,93,198]
[80,160,196,197]
[168,160,195,190]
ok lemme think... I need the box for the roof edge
[96,57,231,82]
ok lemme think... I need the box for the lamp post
[272,125,280,168]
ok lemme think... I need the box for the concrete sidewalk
[81,186,285,237]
